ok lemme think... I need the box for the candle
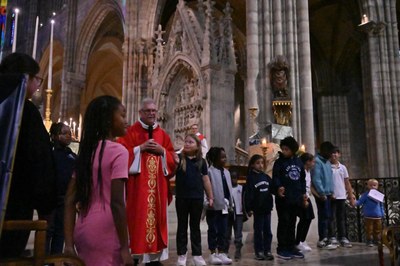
[261,138,268,148]
[73,121,76,137]
[48,19,55,90]
[69,117,72,127]
[78,114,82,141]
[32,16,39,59]
[12,8,19,52]
[299,144,306,153]
[362,14,369,24]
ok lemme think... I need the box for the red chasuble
[118,121,176,255]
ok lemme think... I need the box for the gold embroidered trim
[146,155,158,247]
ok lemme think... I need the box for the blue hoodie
[356,191,384,218]
[272,154,306,205]
[311,154,333,197]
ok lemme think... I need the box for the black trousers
[296,198,315,244]
[276,200,299,252]
[329,199,346,238]
[175,197,204,256]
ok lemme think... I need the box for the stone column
[123,38,154,123]
[297,0,315,153]
[246,0,259,138]
[60,0,78,121]
[358,0,400,177]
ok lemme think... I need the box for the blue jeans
[253,212,272,254]
[206,210,228,252]
[315,196,333,241]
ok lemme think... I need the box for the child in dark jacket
[47,122,77,254]
[244,154,274,261]
[272,137,307,260]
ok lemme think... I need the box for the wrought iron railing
[346,177,400,242]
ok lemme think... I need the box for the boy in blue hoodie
[272,137,307,260]
[311,141,337,250]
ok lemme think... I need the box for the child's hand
[208,198,214,208]
[349,195,356,207]
[303,194,309,208]
[277,186,285,197]
[173,153,180,164]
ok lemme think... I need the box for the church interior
[1,0,400,179]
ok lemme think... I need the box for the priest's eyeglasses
[142,109,158,114]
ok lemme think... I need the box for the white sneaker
[296,242,307,252]
[209,253,222,265]
[216,253,232,265]
[301,241,312,251]
[193,256,207,266]
[177,253,187,266]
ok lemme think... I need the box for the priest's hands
[140,139,165,155]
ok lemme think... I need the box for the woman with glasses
[0,53,57,258]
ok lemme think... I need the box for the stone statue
[268,55,290,99]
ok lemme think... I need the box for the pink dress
[74,140,128,266]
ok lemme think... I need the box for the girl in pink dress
[64,95,133,266]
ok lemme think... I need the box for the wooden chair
[380,225,400,266]
[0,220,84,266]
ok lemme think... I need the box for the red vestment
[118,121,176,255]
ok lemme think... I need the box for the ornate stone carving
[268,55,290,99]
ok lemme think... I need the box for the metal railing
[346,177,400,242]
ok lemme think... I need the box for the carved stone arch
[75,0,124,75]
[155,56,205,149]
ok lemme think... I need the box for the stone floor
[27,197,392,265]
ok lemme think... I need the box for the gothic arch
[75,0,124,75]
[155,56,205,149]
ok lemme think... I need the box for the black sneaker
[255,252,265,260]
[277,250,292,260]
[234,248,241,260]
[264,252,274,260]
[290,250,305,259]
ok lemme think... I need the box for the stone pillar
[123,0,155,123]
[358,0,400,177]
[123,39,154,123]
[246,0,259,137]
[297,0,315,153]
[60,0,78,121]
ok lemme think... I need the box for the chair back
[0,74,26,236]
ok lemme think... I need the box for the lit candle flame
[261,138,268,148]
[300,144,306,152]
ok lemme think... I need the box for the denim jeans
[315,196,333,241]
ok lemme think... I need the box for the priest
[118,98,177,265]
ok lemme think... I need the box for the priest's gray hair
[140,97,156,110]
